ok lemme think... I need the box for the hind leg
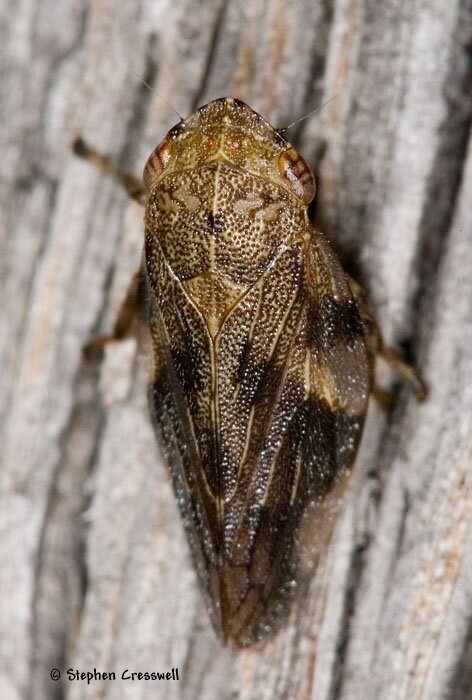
[347,276,427,404]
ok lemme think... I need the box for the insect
[73,97,426,648]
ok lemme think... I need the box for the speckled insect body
[75,97,424,648]
[142,98,375,646]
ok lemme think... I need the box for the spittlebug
[73,97,426,647]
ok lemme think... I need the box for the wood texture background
[1,1,472,699]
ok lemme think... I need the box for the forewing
[146,225,373,646]
[216,229,373,645]
[145,236,231,630]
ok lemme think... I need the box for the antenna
[134,72,183,121]
[277,95,338,134]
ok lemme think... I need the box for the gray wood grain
[1,1,471,699]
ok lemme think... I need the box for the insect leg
[72,137,147,204]
[377,344,427,401]
[347,276,427,402]
[370,386,393,411]
[84,266,147,360]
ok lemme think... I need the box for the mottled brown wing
[214,229,373,645]
[145,234,222,627]
[146,228,373,646]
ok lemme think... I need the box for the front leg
[72,137,147,204]
[72,137,149,359]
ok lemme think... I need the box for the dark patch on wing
[234,339,252,385]
[169,341,204,396]
[150,366,170,417]
[235,339,291,409]
[148,374,225,640]
[149,362,222,549]
[306,297,365,348]
[302,396,360,493]
[198,427,221,495]
[251,355,286,406]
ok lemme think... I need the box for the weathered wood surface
[1,1,471,699]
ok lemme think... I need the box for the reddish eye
[143,138,173,190]
[207,138,216,148]
[231,140,240,150]
[278,148,316,204]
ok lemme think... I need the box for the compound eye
[143,138,173,190]
[278,148,316,204]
